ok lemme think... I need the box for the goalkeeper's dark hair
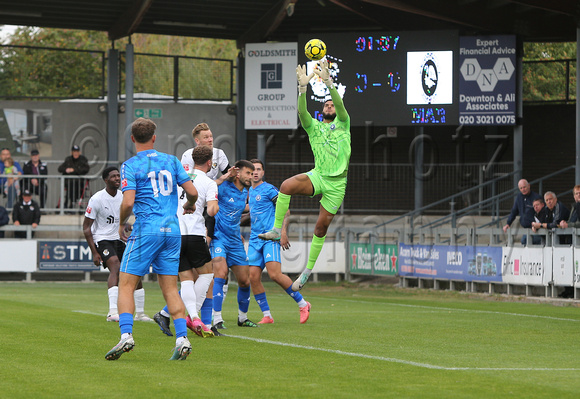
[102,166,119,181]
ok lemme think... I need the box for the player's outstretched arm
[297,64,314,128]
[315,60,348,122]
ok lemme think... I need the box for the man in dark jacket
[503,179,541,244]
[58,145,90,209]
[560,184,580,229]
[22,149,48,208]
[542,191,570,229]
[13,189,41,238]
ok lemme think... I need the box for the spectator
[22,149,48,208]
[58,145,90,210]
[0,204,8,238]
[558,185,579,298]
[530,198,550,245]
[3,156,21,204]
[543,191,569,230]
[12,189,41,239]
[0,148,23,209]
[559,184,580,228]
[503,179,541,244]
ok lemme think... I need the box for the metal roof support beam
[237,0,297,47]
[108,0,154,41]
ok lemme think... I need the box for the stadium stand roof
[0,0,578,45]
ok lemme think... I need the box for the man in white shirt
[181,123,236,325]
[154,145,220,337]
[82,166,153,323]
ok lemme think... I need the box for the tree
[0,27,238,100]
[523,42,576,102]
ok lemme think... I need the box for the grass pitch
[0,280,579,398]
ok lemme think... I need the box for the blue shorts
[210,238,248,268]
[120,234,181,276]
[248,239,281,269]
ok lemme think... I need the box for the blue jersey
[248,181,278,240]
[121,149,190,237]
[214,180,247,241]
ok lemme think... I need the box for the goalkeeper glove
[296,64,314,94]
[314,59,333,88]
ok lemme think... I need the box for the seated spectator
[22,149,48,208]
[12,189,41,239]
[1,148,23,209]
[0,204,8,238]
[503,179,541,244]
[530,198,550,245]
[58,145,90,210]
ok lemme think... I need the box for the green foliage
[0,281,579,398]
[0,27,237,100]
[523,42,577,102]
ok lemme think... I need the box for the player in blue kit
[248,159,311,324]
[105,118,198,361]
[211,159,258,331]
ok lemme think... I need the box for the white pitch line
[319,297,580,323]
[226,334,580,371]
[73,310,103,316]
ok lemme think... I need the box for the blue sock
[238,286,251,313]
[174,318,187,338]
[213,278,226,312]
[254,292,270,312]
[119,312,134,335]
[285,285,304,303]
[200,297,213,325]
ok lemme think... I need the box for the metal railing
[0,173,105,214]
[0,45,234,101]
[371,165,576,236]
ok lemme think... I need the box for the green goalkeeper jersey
[303,115,351,177]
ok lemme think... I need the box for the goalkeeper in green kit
[259,59,351,291]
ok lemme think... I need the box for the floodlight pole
[576,28,580,184]
[107,47,119,166]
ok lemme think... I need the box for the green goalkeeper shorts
[305,169,347,215]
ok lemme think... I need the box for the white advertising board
[244,43,298,130]
[551,247,574,286]
[0,240,37,272]
[501,246,545,286]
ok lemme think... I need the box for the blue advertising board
[459,35,516,126]
[398,244,502,282]
[38,240,98,271]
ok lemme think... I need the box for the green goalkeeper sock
[306,234,326,271]
[273,192,291,229]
